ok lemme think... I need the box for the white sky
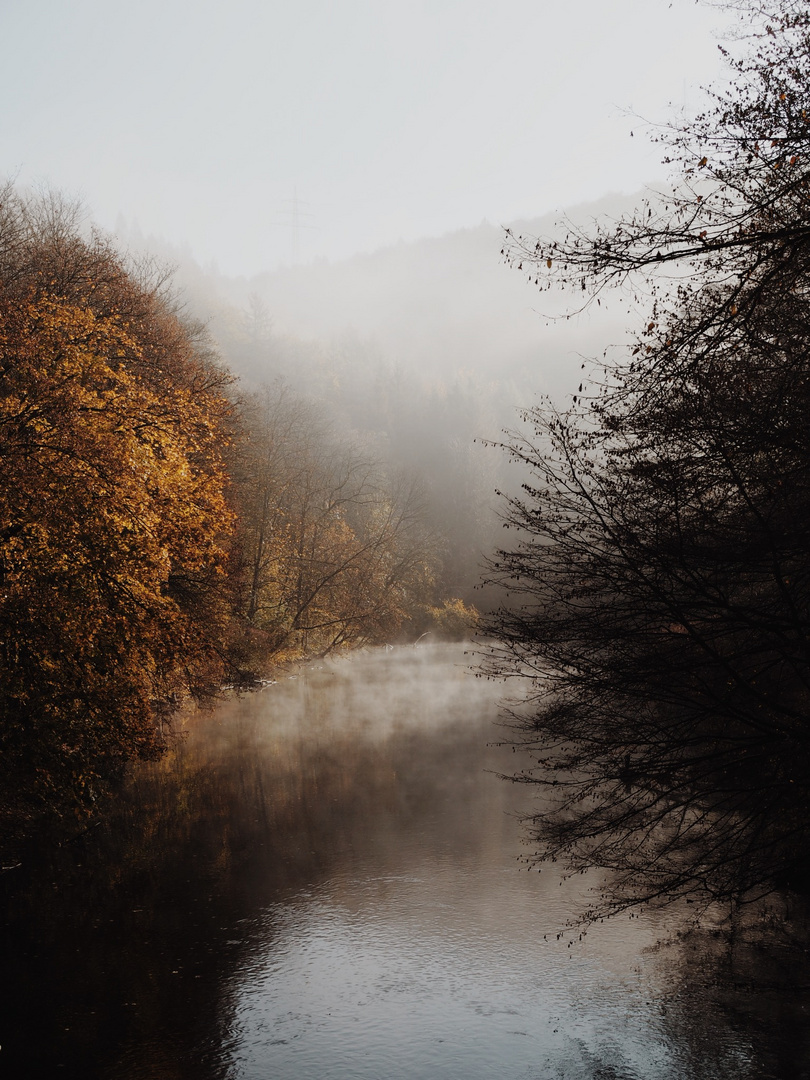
[1,0,731,276]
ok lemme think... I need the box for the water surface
[1,644,806,1078]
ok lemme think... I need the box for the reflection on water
[0,644,808,1078]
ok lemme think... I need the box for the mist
[104,192,645,611]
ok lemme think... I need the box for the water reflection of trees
[0,646,506,1078]
[632,904,810,1080]
[5,645,809,1077]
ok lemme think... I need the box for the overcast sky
[1,0,732,276]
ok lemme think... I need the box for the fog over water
[1,645,802,1078]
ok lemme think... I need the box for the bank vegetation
[0,187,477,846]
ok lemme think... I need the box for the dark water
[1,644,809,1079]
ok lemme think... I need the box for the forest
[0,188,480,848]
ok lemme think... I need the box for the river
[1,643,808,1078]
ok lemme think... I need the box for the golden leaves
[0,271,235,822]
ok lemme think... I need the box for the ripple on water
[0,644,784,1079]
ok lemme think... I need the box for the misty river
[1,643,808,1079]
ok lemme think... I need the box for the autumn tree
[483,0,810,916]
[0,187,235,841]
[230,383,439,667]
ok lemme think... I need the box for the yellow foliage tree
[0,190,234,837]
[232,384,439,664]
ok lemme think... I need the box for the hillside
[118,191,642,403]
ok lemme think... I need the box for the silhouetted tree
[484,0,810,916]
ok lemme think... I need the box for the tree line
[208,295,511,611]
[0,187,476,846]
[484,0,810,918]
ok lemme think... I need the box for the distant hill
[116,190,644,404]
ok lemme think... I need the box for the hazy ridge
[117,190,643,404]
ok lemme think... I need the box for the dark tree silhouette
[483,0,810,917]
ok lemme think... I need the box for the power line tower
[279,187,317,264]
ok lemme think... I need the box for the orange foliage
[0,190,235,833]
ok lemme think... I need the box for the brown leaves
[0,205,235,834]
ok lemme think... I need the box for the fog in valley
[109,194,642,607]
[0,0,734,613]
